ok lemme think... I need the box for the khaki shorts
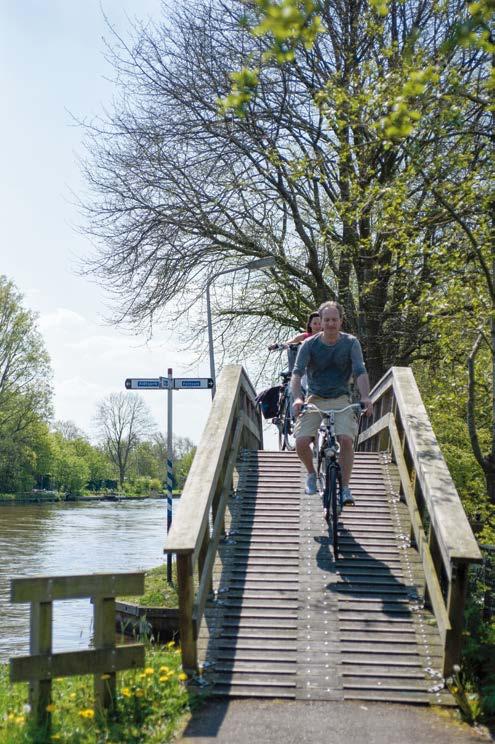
[294,395,359,440]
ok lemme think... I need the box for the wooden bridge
[165,366,482,704]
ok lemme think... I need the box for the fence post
[11,573,145,727]
[29,600,53,729]
[93,594,117,713]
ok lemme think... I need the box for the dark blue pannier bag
[255,385,282,419]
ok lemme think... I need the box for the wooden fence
[164,365,262,673]
[10,572,145,728]
[357,366,482,674]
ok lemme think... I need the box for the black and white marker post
[125,371,214,584]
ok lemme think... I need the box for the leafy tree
[49,433,91,494]
[174,447,196,490]
[93,393,156,487]
[0,276,53,492]
[128,434,196,489]
[80,0,492,385]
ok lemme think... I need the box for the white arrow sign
[173,378,214,390]
[125,378,168,390]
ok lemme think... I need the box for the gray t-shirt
[292,332,367,399]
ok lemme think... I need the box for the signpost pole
[124,373,213,587]
[166,368,174,585]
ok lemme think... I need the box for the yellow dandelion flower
[135,689,144,698]
[51,735,61,741]
[15,716,25,725]
[144,667,154,676]
[166,641,175,649]
[69,692,76,699]
[45,704,56,713]
[178,672,188,681]
[7,713,15,721]
[121,687,131,698]
[159,675,168,683]
[101,673,111,680]
[159,666,170,674]
[78,708,95,719]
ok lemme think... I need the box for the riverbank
[0,498,171,662]
[0,491,181,504]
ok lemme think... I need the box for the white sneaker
[305,473,317,495]
[341,486,355,506]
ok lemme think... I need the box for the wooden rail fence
[357,366,482,674]
[164,365,262,673]
[10,572,145,729]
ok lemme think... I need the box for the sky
[0,0,203,441]
[0,1,278,448]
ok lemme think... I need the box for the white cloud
[39,308,86,331]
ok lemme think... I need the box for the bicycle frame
[316,410,342,559]
[303,402,362,559]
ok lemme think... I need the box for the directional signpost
[125,370,213,583]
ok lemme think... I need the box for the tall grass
[0,643,198,743]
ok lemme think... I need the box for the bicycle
[301,402,363,560]
[268,343,300,451]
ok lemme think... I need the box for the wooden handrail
[357,366,482,674]
[164,365,262,672]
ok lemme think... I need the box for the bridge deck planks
[198,450,453,705]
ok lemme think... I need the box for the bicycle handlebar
[300,402,364,416]
[268,342,301,351]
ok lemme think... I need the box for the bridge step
[199,450,453,706]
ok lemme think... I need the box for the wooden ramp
[198,450,453,705]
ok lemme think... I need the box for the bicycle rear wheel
[278,394,296,451]
[326,464,340,560]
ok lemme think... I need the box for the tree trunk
[484,456,495,506]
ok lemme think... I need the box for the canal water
[0,499,171,663]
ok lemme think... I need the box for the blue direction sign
[173,378,214,390]
[125,378,168,390]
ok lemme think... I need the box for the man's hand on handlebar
[361,398,373,417]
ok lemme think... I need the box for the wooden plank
[10,645,144,682]
[11,573,144,603]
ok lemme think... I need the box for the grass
[0,642,198,743]
[119,565,178,609]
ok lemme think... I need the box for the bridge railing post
[176,553,197,673]
[443,561,469,675]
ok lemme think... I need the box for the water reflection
[0,500,171,662]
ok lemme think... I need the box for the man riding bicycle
[291,301,373,502]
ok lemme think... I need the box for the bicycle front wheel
[326,464,340,560]
[283,406,296,451]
